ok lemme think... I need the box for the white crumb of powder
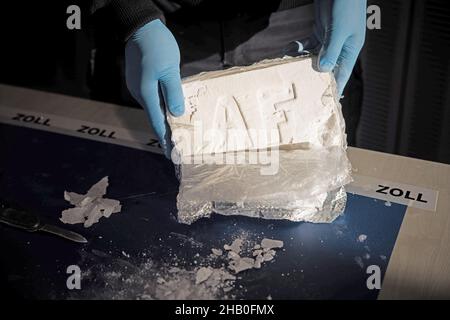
[224,239,243,254]
[357,234,367,243]
[354,256,364,269]
[211,248,223,256]
[261,238,284,250]
[195,267,214,285]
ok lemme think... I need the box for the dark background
[1,0,449,164]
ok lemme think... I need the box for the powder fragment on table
[211,248,223,256]
[223,238,285,274]
[60,176,121,228]
[227,251,240,261]
[262,253,274,262]
[252,249,263,257]
[261,238,284,250]
[253,255,263,269]
[357,234,367,243]
[224,239,243,254]
[156,277,165,284]
[195,267,213,285]
[229,257,255,273]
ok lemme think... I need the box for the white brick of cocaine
[167,56,346,157]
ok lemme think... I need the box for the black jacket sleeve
[90,0,164,42]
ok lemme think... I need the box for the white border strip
[0,105,163,154]
[0,104,439,211]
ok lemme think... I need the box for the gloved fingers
[140,80,172,158]
[333,36,363,96]
[318,27,346,72]
[159,70,185,117]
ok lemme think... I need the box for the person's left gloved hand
[296,0,367,96]
[125,19,184,159]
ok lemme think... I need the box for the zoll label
[347,175,439,211]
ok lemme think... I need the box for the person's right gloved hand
[125,19,185,158]
[292,0,366,97]
[315,0,366,96]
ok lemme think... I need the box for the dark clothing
[89,0,313,42]
[90,3,315,102]
[171,5,315,76]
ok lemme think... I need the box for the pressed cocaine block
[168,56,346,157]
[169,57,352,225]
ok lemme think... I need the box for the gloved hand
[299,0,367,96]
[125,19,184,158]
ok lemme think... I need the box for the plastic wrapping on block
[178,186,347,225]
[176,147,351,224]
[177,146,352,203]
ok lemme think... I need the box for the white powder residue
[261,239,284,249]
[354,256,364,269]
[195,267,214,285]
[74,236,284,300]
[224,238,284,274]
[357,234,367,243]
[211,248,223,256]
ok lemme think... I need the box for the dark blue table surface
[0,123,407,299]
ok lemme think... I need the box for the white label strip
[0,104,439,211]
[347,174,439,211]
[0,105,163,154]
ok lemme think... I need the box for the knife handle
[0,207,41,232]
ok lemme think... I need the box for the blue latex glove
[301,0,367,96]
[125,19,184,158]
